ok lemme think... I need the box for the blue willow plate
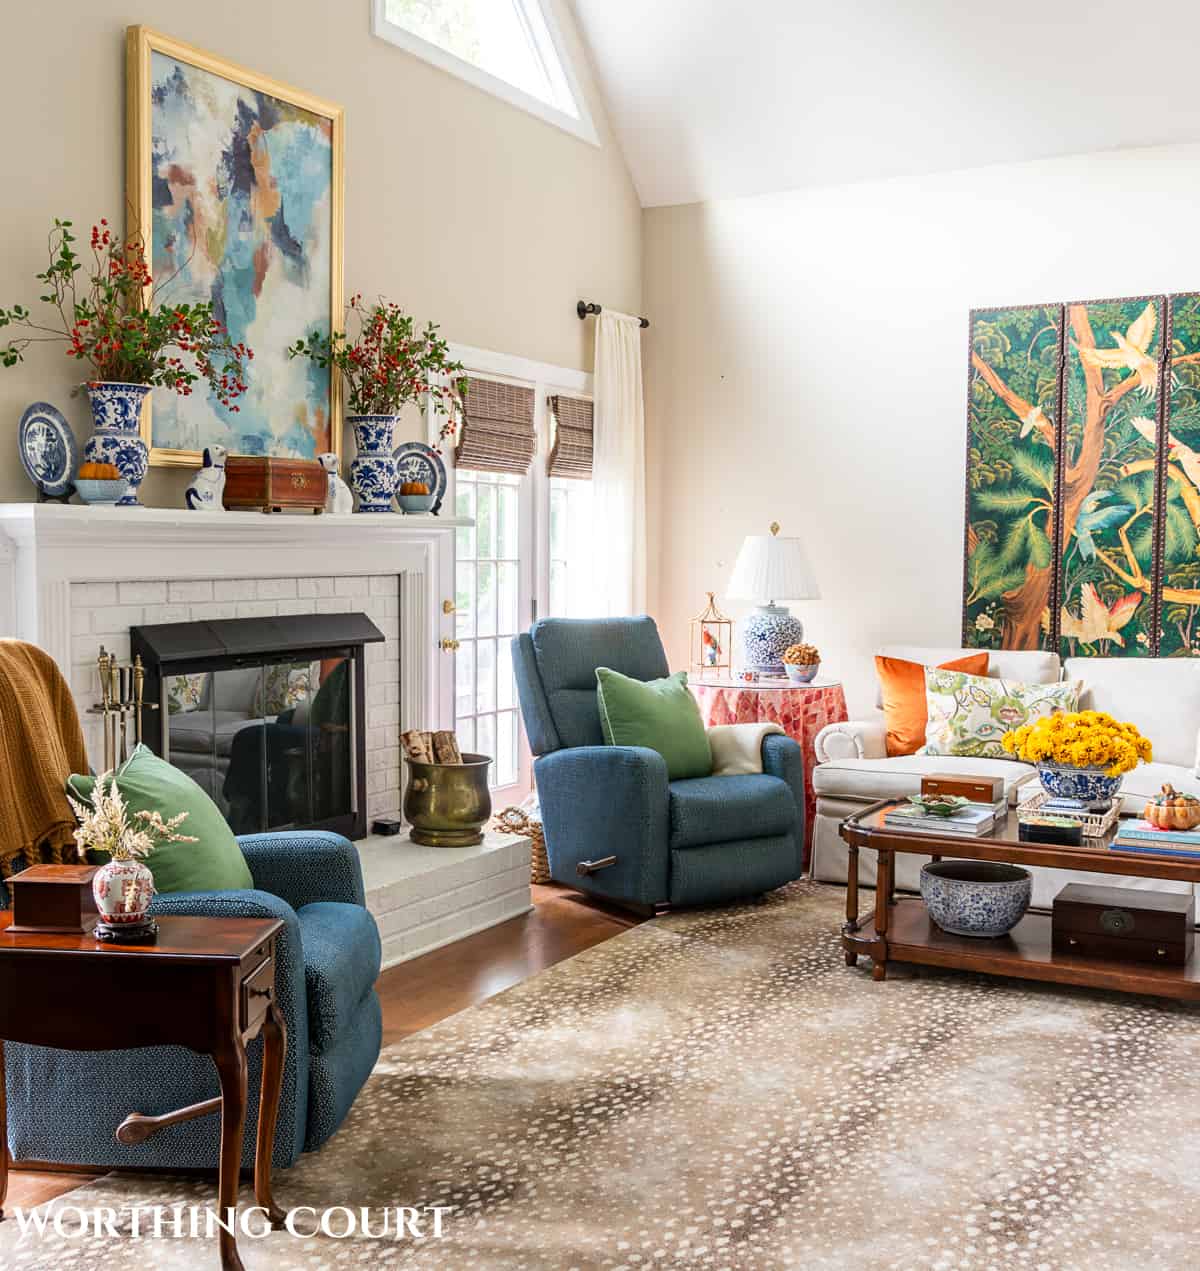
[18,402,78,497]
[392,440,447,512]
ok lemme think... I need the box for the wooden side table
[0,914,286,1271]
[690,677,849,869]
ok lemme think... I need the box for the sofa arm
[237,830,365,910]
[760,733,806,874]
[814,719,887,763]
[534,745,670,906]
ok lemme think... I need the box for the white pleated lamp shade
[727,530,820,604]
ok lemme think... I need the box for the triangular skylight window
[373,0,597,144]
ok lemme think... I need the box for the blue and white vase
[1037,762,1122,812]
[739,604,806,675]
[348,415,398,513]
[83,382,150,507]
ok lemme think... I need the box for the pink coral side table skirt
[689,678,849,871]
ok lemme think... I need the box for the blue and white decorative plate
[18,402,78,497]
[392,440,447,511]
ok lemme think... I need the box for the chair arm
[760,733,806,874]
[237,830,365,909]
[534,745,670,906]
[814,718,887,763]
[147,887,310,1164]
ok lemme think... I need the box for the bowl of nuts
[782,643,820,683]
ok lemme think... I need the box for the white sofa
[812,645,1200,908]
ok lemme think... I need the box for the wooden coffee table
[840,800,1200,1000]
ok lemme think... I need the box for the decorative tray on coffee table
[1015,789,1121,840]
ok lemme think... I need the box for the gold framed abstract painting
[126,26,344,468]
[963,292,1200,657]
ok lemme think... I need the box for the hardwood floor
[5,882,640,1213]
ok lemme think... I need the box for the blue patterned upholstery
[515,617,806,907]
[668,774,796,849]
[3,830,381,1170]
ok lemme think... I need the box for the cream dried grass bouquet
[67,772,197,862]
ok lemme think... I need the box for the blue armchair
[513,616,806,909]
[3,829,381,1171]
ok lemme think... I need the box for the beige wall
[643,143,1200,715]
[0,0,641,506]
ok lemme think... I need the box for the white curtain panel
[591,311,647,617]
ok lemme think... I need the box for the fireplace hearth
[132,613,385,840]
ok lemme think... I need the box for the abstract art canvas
[1057,297,1164,659]
[126,27,344,467]
[962,303,1063,652]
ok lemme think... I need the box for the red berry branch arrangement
[0,218,252,409]
[288,294,468,452]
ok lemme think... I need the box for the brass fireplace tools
[90,647,159,770]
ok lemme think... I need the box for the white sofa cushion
[813,753,1037,803]
[1065,656,1200,769]
[875,645,1061,708]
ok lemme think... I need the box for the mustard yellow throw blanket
[0,640,89,876]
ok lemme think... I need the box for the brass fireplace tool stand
[90,647,159,770]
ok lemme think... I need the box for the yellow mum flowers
[1002,710,1152,778]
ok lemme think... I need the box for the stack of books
[884,804,997,837]
[1113,820,1200,859]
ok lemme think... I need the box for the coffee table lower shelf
[844,898,1200,1001]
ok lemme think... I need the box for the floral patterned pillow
[922,668,1081,759]
[166,672,207,715]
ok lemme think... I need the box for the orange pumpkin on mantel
[1144,784,1200,831]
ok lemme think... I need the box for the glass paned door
[455,469,531,801]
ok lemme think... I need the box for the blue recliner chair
[3,829,382,1171]
[513,616,806,909]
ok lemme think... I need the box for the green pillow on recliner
[67,744,253,894]
[595,667,713,780]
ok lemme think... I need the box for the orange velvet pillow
[874,653,990,756]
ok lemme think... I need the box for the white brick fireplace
[0,503,531,965]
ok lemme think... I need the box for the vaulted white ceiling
[570,0,1200,208]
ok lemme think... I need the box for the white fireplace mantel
[0,503,466,743]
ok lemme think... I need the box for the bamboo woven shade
[455,377,537,475]
[547,394,594,480]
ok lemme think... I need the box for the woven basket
[494,807,551,884]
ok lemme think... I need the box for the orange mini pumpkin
[400,480,430,496]
[78,461,121,480]
[1144,784,1200,831]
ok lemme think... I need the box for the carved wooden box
[222,456,326,514]
[7,864,99,933]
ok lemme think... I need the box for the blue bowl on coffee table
[920,859,1032,938]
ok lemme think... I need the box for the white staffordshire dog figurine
[319,451,353,515]
[185,445,227,511]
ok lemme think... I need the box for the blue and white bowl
[784,662,819,684]
[1037,762,1121,812]
[920,859,1031,938]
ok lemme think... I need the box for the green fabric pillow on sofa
[67,744,254,894]
[595,667,713,780]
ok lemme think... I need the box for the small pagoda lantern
[690,592,733,682]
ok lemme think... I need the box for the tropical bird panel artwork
[960,293,1200,658]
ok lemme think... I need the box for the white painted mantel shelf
[0,503,531,964]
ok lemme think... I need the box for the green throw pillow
[595,667,713,780]
[67,744,253,895]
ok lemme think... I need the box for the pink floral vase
[92,858,155,925]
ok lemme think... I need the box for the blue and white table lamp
[727,522,820,675]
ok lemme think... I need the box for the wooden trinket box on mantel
[7,864,100,934]
[222,456,326,514]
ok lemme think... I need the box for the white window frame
[371,0,600,147]
[426,343,593,804]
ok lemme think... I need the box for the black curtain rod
[577,300,650,329]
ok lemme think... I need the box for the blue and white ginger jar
[740,604,805,675]
[349,415,398,513]
[83,382,151,507]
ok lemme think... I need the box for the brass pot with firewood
[401,729,492,847]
